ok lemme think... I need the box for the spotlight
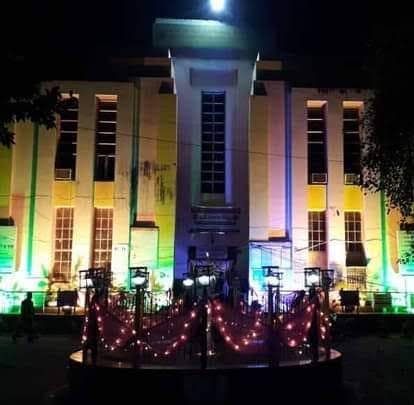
[210,0,225,13]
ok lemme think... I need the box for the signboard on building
[0,226,16,274]
[398,231,414,275]
[153,18,257,51]
[111,244,129,286]
[130,228,159,269]
[130,227,172,294]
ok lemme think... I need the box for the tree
[0,55,69,147]
[363,13,414,220]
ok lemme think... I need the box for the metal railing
[0,289,81,315]
[333,289,414,313]
[81,286,330,369]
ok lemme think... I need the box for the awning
[346,249,368,267]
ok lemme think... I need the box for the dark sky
[2,0,376,81]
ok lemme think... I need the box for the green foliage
[0,55,74,147]
[363,17,414,220]
[150,271,164,294]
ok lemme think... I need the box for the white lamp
[308,272,320,286]
[265,275,281,287]
[132,275,147,287]
[210,0,225,13]
[183,278,195,288]
[198,275,211,286]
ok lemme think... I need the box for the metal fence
[333,290,414,313]
[0,289,81,314]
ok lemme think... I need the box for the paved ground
[337,335,414,405]
[0,333,414,404]
[0,334,80,405]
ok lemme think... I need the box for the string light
[82,290,330,362]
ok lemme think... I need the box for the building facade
[0,19,412,311]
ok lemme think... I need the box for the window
[343,104,362,178]
[201,92,225,194]
[53,208,74,281]
[93,208,113,268]
[345,212,363,252]
[308,211,326,251]
[346,267,367,290]
[95,96,117,181]
[55,96,78,180]
[307,102,327,184]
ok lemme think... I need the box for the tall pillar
[32,126,56,278]
[72,91,95,272]
[268,82,287,238]
[10,122,34,273]
[112,85,135,286]
[326,97,346,275]
[291,90,308,287]
[249,94,269,240]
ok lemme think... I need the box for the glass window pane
[201,91,226,194]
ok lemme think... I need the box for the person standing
[12,292,35,343]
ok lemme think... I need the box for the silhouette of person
[12,292,35,343]
[292,290,306,311]
[222,278,230,302]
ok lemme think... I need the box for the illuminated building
[0,19,412,312]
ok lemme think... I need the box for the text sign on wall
[130,228,159,269]
[111,244,129,286]
[398,231,414,275]
[0,226,16,274]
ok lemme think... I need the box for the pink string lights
[82,293,331,361]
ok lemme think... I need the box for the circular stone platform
[68,349,343,403]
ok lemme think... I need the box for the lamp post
[182,272,195,309]
[320,268,335,310]
[263,266,283,368]
[304,267,321,300]
[130,267,149,342]
[320,269,334,359]
[194,265,215,370]
[79,267,112,309]
[304,267,322,363]
[79,267,112,365]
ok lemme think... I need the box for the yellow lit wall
[0,145,12,217]
[53,181,76,206]
[10,122,34,272]
[249,95,269,240]
[307,185,326,211]
[387,208,401,274]
[344,186,363,210]
[94,182,114,207]
[307,186,327,268]
[155,93,177,287]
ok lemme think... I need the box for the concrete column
[32,127,56,278]
[291,90,308,286]
[0,141,13,218]
[249,94,269,240]
[112,85,134,286]
[72,91,95,272]
[10,122,34,272]
[364,192,382,283]
[326,97,346,274]
[267,82,287,237]
[137,79,160,223]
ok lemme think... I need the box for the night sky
[2,0,382,84]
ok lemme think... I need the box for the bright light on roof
[210,0,225,13]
